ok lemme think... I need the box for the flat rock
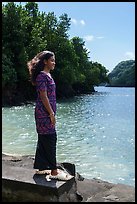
[2,153,135,202]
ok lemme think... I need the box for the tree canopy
[2,2,109,106]
[108,60,135,87]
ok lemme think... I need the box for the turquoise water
[2,87,135,186]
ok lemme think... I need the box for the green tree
[2,2,28,80]
[90,62,109,85]
[21,2,47,59]
[2,2,109,105]
[108,60,135,87]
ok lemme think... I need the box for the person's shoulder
[36,71,47,81]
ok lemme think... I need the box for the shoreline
[2,153,135,202]
[2,152,134,188]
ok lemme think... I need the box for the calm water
[2,87,135,186]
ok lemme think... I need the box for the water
[2,87,135,187]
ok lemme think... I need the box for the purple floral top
[35,71,56,134]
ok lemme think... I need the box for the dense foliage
[2,2,109,106]
[108,60,135,87]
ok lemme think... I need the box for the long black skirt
[33,132,57,170]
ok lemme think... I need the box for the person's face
[45,56,56,70]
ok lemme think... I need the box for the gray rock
[2,153,135,202]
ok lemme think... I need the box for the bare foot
[51,168,64,176]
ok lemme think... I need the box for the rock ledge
[2,154,135,202]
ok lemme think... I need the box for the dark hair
[27,50,54,85]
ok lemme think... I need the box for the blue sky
[3,2,135,72]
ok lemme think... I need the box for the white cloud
[71,18,77,25]
[125,51,135,59]
[84,35,94,42]
[96,36,104,39]
[80,20,85,26]
[71,18,85,26]
[83,35,104,42]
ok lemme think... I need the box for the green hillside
[108,60,135,87]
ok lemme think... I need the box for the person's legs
[34,132,57,172]
[34,132,70,177]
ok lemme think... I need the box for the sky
[3,2,135,73]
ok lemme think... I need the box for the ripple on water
[2,87,135,187]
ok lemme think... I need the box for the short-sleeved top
[35,71,56,134]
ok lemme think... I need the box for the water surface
[2,87,135,186]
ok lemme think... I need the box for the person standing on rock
[27,51,71,180]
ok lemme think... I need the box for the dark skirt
[33,132,57,170]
